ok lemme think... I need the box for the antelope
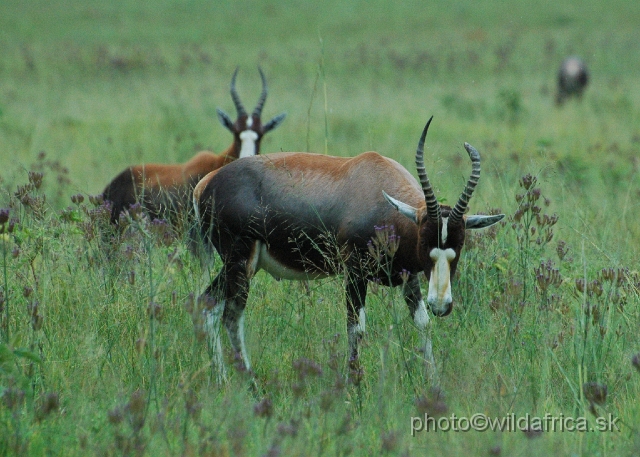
[556,56,589,105]
[102,67,286,231]
[192,117,504,383]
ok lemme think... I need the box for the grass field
[1,0,640,455]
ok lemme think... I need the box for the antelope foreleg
[346,274,367,382]
[403,275,438,383]
[224,309,251,373]
[202,298,227,384]
[221,265,252,375]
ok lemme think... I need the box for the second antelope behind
[102,67,286,233]
[192,117,504,385]
[556,56,589,105]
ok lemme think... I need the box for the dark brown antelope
[556,56,589,105]
[102,67,286,230]
[193,117,504,383]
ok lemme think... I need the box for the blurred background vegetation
[0,0,639,455]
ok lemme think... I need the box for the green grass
[1,0,640,455]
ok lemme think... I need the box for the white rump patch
[239,130,259,158]
[427,248,455,310]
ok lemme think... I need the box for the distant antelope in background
[556,56,589,105]
[192,117,504,383]
[102,67,286,231]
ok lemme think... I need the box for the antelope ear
[263,113,287,132]
[465,214,505,229]
[382,191,419,224]
[216,108,234,132]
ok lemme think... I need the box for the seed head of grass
[632,354,640,373]
[522,426,543,439]
[262,443,281,457]
[415,387,448,418]
[125,390,146,432]
[276,418,299,438]
[348,357,363,386]
[71,193,84,205]
[107,406,124,426]
[89,194,104,206]
[0,208,9,226]
[583,382,607,406]
[184,389,202,421]
[28,300,43,331]
[292,357,323,381]
[36,392,60,421]
[28,171,44,190]
[381,430,399,453]
[534,259,562,291]
[2,385,26,412]
[147,301,163,322]
[253,397,273,419]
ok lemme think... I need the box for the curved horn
[449,142,481,225]
[253,67,268,117]
[230,67,247,117]
[415,116,441,223]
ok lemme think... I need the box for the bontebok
[556,56,589,105]
[193,117,504,383]
[102,67,286,231]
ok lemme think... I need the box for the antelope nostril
[428,301,453,317]
[441,303,453,317]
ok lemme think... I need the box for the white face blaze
[440,217,449,244]
[427,248,456,313]
[565,59,581,78]
[239,130,259,158]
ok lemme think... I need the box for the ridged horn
[415,116,441,223]
[253,67,268,117]
[230,67,247,118]
[449,142,481,225]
